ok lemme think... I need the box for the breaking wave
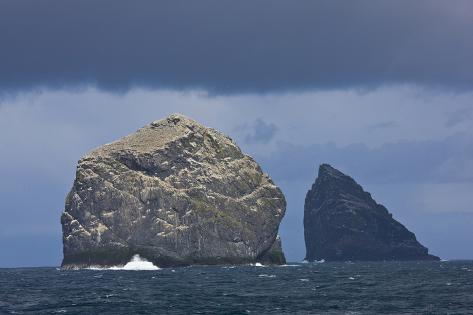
[249,262,266,267]
[110,254,160,271]
[88,254,160,271]
[302,259,325,264]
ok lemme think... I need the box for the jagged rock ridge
[61,114,286,268]
[304,164,439,261]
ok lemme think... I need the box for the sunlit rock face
[304,164,439,262]
[61,114,286,268]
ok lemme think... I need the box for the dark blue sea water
[1,261,472,314]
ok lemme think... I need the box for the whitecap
[250,262,266,267]
[109,254,160,271]
[86,266,106,271]
[302,259,325,264]
[87,254,160,271]
[258,274,276,278]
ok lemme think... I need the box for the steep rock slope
[61,114,286,268]
[304,164,439,261]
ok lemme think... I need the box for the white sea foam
[87,254,160,271]
[249,262,266,267]
[109,254,160,271]
[302,259,325,264]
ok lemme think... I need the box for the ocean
[1,261,472,314]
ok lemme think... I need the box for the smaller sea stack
[304,164,439,262]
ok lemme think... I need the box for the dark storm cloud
[0,0,472,94]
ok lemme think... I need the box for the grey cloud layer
[1,0,472,93]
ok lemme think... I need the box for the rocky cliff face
[304,164,439,262]
[61,114,286,268]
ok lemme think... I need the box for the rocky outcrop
[257,235,286,265]
[61,114,286,268]
[304,164,439,262]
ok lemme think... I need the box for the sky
[1,1,472,267]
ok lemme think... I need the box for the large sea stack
[61,114,286,268]
[304,164,439,261]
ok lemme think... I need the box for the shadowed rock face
[61,114,286,268]
[304,164,439,262]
